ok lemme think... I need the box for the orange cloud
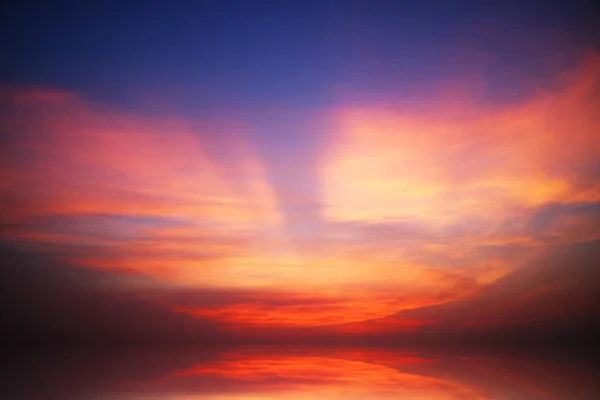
[0,86,287,285]
[318,51,600,310]
[1,51,598,329]
[171,296,428,327]
[325,53,600,223]
[1,88,280,225]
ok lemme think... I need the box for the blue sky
[4,1,598,115]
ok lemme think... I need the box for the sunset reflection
[6,347,598,400]
[167,355,484,399]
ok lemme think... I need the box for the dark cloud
[528,201,600,243]
[393,239,600,334]
[0,243,221,343]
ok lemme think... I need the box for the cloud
[156,286,464,327]
[324,53,600,223]
[528,201,600,244]
[0,86,291,288]
[0,243,220,341]
[0,87,281,226]
[381,239,600,333]
[313,51,600,316]
[1,51,598,328]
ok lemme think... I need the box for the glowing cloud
[0,86,287,286]
[320,51,600,302]
[1,51,598,328]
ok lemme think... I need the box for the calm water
[4,345,598,399]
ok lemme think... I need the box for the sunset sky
[2,1,599,336]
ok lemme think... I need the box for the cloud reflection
[6,346,598,400]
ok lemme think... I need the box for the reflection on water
[5,345,598,399]
[167,354,482,399]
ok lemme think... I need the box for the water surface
[5,345,598,399]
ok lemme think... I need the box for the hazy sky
[2,1,599,334]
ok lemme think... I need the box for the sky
[1,0,600,337]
